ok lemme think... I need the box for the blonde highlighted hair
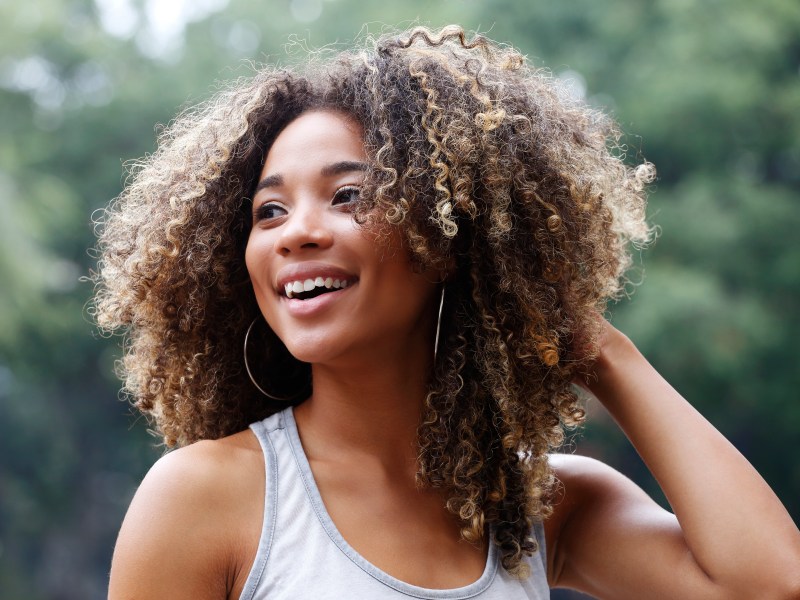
[92,25,653,575]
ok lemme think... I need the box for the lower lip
[280,284,355,317]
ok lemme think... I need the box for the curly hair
[92,25,653,576]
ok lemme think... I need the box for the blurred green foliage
[0,0,798,597]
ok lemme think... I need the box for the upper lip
[275,262,358,295]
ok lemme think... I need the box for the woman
[95,26,800,599]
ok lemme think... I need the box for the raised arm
[548,322,800,600]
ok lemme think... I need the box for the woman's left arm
[549,322,800,600]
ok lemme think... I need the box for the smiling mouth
[282,277,355,300]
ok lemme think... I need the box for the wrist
[585,326,640,398]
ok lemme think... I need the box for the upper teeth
[284,277,350,298]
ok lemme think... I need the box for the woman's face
[245,110,439,367]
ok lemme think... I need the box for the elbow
[734,579,800,600]
[762,539,800,600]
[731,562,800,600]
[777,549,800,600]
[777,577,800,600]
[761,571,800,600]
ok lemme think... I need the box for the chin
[281,334,350,366]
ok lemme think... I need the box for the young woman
[95,26,800,599]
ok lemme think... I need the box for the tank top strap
[240,411,283,600]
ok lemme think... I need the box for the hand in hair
[549,323,800,599]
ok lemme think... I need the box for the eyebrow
[254,161,369,195]
[254,173,283,193]
[321,160,368,177]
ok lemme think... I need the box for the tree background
[1,0,798,598]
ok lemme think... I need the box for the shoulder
[133,428,264,521]
[109,429,265,600]
[546,452,671,530]
[543,454,680,591]
[548,452,640,495]
[146,429,264,514]
[543,454,624,536]
[542,454,612,575]
[544,452,662,539]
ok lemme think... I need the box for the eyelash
[253,185,360,222]
[254,203,286,221]
[332,185,360,206]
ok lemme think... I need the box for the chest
[314,463,488,589]
[235,416,551,599]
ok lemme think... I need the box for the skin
[108,110,800,599]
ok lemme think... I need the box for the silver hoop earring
[244,317,292,401]
[434,285,445,362]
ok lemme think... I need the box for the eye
[332,185,360,206]
[254,202,287,222]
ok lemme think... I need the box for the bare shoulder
[544,454,685,594]
[543,455,621,540]
[136,428,264,516]
[545,452,668,543]
[546,453,657,526]
[548,452,646,496]
[542,455,617,578]
[109,429,265,600]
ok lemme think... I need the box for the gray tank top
[241,407,551,599]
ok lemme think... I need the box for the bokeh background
[1,0,798,598]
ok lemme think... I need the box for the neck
[293,342,432,471]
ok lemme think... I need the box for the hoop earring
[434,285,445,362]
[244,317,292,401]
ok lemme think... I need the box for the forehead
[262,110,366,175]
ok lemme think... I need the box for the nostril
[275,219,334,255]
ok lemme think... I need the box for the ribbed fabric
[241,408,550,600]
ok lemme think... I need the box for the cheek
[362,232,438,314]
[379,264,438,322]
[245,236,272,299]
[244,241,258,288]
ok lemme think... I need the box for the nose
[274,202,334,256]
